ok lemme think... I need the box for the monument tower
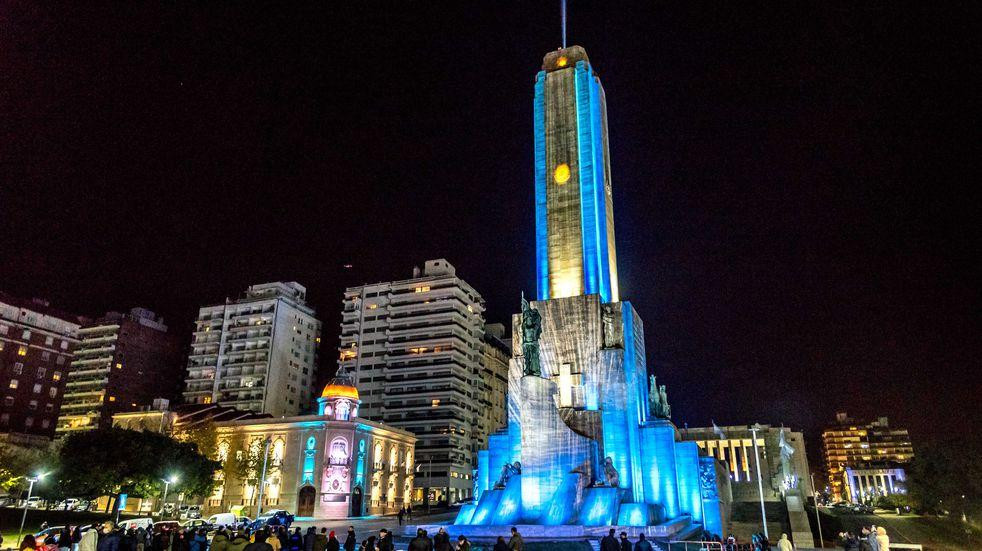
[450,43,730,538]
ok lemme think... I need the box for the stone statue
[699,460,719,500]
[601,304,617,348]
[521,293,543,377]
[602,456,619,488]
[648,376,672,419]
[658,384,671,419]
[494,461,522,489]
[778,428,795,459]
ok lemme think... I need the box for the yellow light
[554,163,570,184]
[557,56,568,67]
[109,396,116,402]
[431,399,440,407]
[115,363,122,369]
[18,346,27,356]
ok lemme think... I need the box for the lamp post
[161,475,178,518]
[255,437,272,517]
[749,423,769,541]
[811,473,824,548]
[18,473,45,542]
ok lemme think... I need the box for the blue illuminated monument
[452,46,730,539]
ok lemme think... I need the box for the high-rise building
[472,323,510,457]
[822,411,914,501]
[337,259,488,504]
[0,293,81,442]
[183,282,322,417]
[56,308,183,435]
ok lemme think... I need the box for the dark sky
[2,2,978,456]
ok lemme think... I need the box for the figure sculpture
[648,375,672,419]
[602,456,619,488]
[494,461,523,489]
[521,293,543,376]
[601,303,618,348]
[698,461,719,500]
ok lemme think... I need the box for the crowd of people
[839,525,891,551]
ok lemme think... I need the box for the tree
[908,438,982,518]
[54,427,221,509]
[0,440,59,495]
[172,421,219,461]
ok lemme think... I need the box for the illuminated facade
[449,47,729,539]
[208,378,415,518]
[183,282,322,417]
[822,412,913,502]
[337,259,491,505]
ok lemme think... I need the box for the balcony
[74,345,116,356]
[63,389,106,400]
[65,377,108,388]
[69,366,111,378]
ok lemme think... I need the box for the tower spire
[561,0,567,48]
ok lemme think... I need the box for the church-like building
[206,375,416,518]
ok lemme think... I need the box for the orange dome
[320,375,359,401]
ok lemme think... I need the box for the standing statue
[601,304,618,348]
[602,456,619,488]
[648,375,672,419]
[521,293,543,377]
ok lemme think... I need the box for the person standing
[303,528,315,551]
[618,532,631,551]
[324,532,338,551]
[433,528,450,551]
[776,534,792,551]
[875,527,889,551]
[342,527,355,551]
[398,508,405,526]
[634,534,653,551]
[492,537,508,551]
[312,529,327,551]
[376,530,394,551]
[408,529,428,551]
[455,536,470,551]
[600,529,618,551]
[507,527,524,551]
[868,527,879,551]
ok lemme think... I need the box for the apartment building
[338,259,489,505]
[473,323,510,455]
[56,308,182,435]
[822,411,914,501]
[183,282,322,417]
[0,293,81,441]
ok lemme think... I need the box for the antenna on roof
[561,0,567,48]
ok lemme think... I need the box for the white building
[183,282,322,417]
[338,259,489,505]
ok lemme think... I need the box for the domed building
[203,374,415,519]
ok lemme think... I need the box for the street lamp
[18,473,46,542]
[161,475,179,518]
[810,473,824,548]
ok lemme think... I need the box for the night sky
[2,3,978,456]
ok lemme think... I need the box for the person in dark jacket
[97,525,122,551]
[227,532,250,551]
[619,532,632,551]
[492,537,508,551]
[312,529,327,551]
[302,529,315,551]
[324,533,339,551]
[408,529,428,551]
[242,532,273,551]
[376,530,393,551]
[357,537,374,551]
[600,529,619,551]
[341,528,355,551]
[432,528,450,551]
[634,533,653,551]
[287,530,302,551]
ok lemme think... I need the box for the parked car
[206,513,237,529]
[181,519,212,532]
[24,496,43,509]
[119,518,155,531]
[153,521,181,533]
[249,510,294,531]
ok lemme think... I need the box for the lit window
[554,163,571,184]
[115,363,122,369]
[431,399,440,407]
[203,396,212,404]
[17,346,27,357]
[368,304,379,310]
[557,56,568,67]
[108,396,116,402]
[52,371,61,381]
[8,380,18,389]
[414,286,431,293]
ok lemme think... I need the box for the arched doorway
[297,486,316,517]
[350,486,363,518]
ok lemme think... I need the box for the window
[22,329,31,340]
[28,400,37,410]
[41,419,49,429]
[41,351,50,362]
[0,341,4,351]
[44,403,53,412]
[33,384,42,394]
[48,387,57,398]
[3,397,13,406]
[0,413,8,425]
[115,362,122,369]
[108,396,116,402]
[52,371,61,382]
[17,346,27,357]
[24,416,33,427]
[56,355,65,365]
[36,367,45,379]
[13,363,23,375]
[45,336,54,346]
[414,286,430,293]
[0,324,7,334]
[60,341,68,350]
[8,380,18,389]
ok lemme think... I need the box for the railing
[891,545,923,551]
[668,541,724,551]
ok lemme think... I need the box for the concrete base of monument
[405,515,694,541]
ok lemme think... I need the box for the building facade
[682,424,815,545]
[57,308,183,435]
[472,324,510,458]
[822,412,913,501]
[208,378,415,518]
[0,293,81,441]
[183,282,322,417]
[337,259,488,505]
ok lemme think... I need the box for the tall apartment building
[472,323,510,455]
[822,411,914,501]
[338,259,489,504]
[0,293,81,442]
[183,282,322,417]
[56,308,183,435]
